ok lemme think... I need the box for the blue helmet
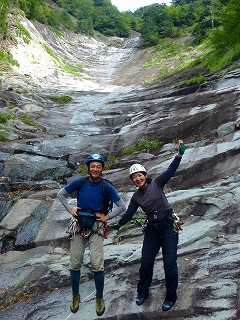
[86,153,105,166]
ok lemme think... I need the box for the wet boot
[96,297,105,316]
[70,293,80,313]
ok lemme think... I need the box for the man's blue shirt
[65,177,120,212]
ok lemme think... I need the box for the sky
[111,0,172,12]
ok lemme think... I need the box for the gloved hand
[111,224,121,231]
[178,141,186,156]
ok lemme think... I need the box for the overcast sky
[111,0,172,12]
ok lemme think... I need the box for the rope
[63,245,142,320]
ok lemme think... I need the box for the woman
[112,140,186,312]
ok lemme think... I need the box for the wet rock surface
[0,16,239,320]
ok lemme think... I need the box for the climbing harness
[80,227,95,239]
[142,211,184,235]
[67,219,108,240]
[79,222,107,240]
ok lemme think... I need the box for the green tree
[210,0,240,50]
[0,0,9,37]
[93,1,130,37]
[34,2,50,24]
[168,3,194,27]
[94,0,107,6]
[53,0,131,37]
[157,6,176,38]
[77,17,94,35]
[192,0,223,44]
[60,11,75,31]
[140,4,177,46]
[18,0,29,12]
[25,0,39,21]
[172,0,194,5]
[122,11,141,32]
[140,11,160,46]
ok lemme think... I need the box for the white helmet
[129,163,147,177]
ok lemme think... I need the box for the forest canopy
[0,0,240,68]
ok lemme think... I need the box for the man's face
[88,161,103,181]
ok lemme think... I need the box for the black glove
[111,224,121,231]
[178,142,186,156]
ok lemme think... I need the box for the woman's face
[131,172,147,188]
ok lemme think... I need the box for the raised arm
[155,140,186,188]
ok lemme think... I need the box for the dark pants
[137,220,178,302]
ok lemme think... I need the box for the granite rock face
[0,16,239,320]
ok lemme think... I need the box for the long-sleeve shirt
[118,155,182,226]
[57,177,126,219]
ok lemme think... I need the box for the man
[57,153,126,316]
[112,141,186,312]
